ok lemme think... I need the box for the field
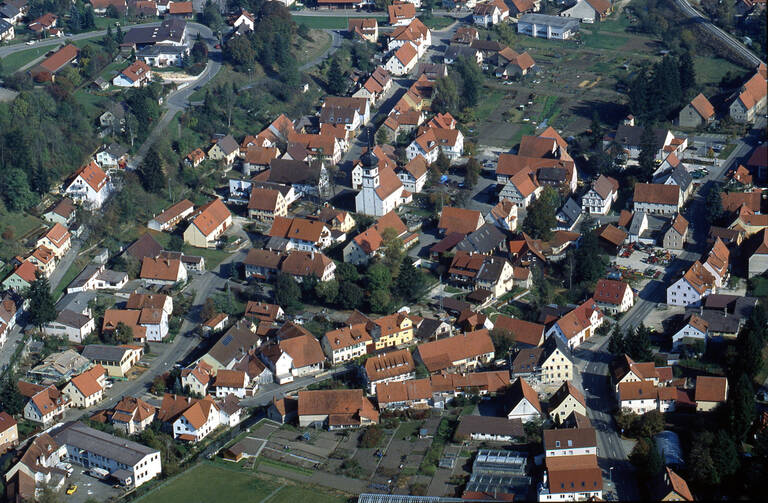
[0,45,52,76]
[421,16,454,30]
[694,56,751,88]
[137,462,346,503]
[293,15,386,30]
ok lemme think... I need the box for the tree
[337,282,364,309]
[395,258,424,302]
[225,35,255,67]
[380,227,405,274]
[114,322,134,344]
[202,0,224,31]
[191,40,209,65]
[366,263,392,291]
[327,56,347,95]
[727,373,756,440]
[589,111,603,148]
[490,327,517,356]
[27,273,56,329]
[635,410,664,438]
[0,168,37,211]
[0,371,24,415]
[637,125,657,181]
[571,231,608,285]
[464,157,480,188]
[522,186,559,240]
[608,325,625,354]
[138,147,166,193]
[336,263,360,283]
[689,438,719,486]
[624,324,654,361]
[115,24,124,43]
[369,289,391,314]
[315,279,339,305]
[200,298,217,322]
[678,51,696,97]
[705,183,724,224]
[106,4,120,18]
[360,425,383,448]
[735,318,764,380]
[711,430,739,480]
[432,76,460,115]
[275,273,302,312]
[455,56,483,108]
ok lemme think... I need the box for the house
[43,309,96,343]
[213,369,250,398]
[123,17,186,47]
[51,421,161,488]
[0,412,18,453]
[494,48,536,79]
[581,174,618,214]
[81,344,143,378]
[517,13,579,39]
[245,185,286,222]
[95,143,129,168]
[181,361,214,395]
[667,261,717,306]
[242,146,278,176]
[610,354,673,393]
[185,148,206,167]
[609,124,675,161]
[42,198,76,227]
[322,323,373,365]
[20,382,69,425]
[265,159,330,198]
[207,134,240,165]
[319,96,370,132]
[267,334,326,381]
[695,376,728,411]
[112,60,152,87]
[313,206,356,234]
[27,246,56,278]
[244,301,284,323]
[369,311,416,350]
[137,44,189,67]
[183,198,232,248]
[268,216,332,252]
[348,17,378,42]
[298,389,379,430]
[168,0,193,17]
[653,467,694,502]
[0,18,15,41]
[444,45,483,66]
[139,257,188,285]
[438,206,485,236]
[560,0,612,23]
[64,161,110,209]
[228,7,255,31]
[506,377,542,422]
[62,365,107,408]
[446,254,516,298]
[543,428,597,457]
[65,264,128,294]
[388,1,416,26]
[729,65,767,123]
[473,0,509,27]
[407,127,464,162]
[548,381,587,424]
[663,213,689,250]
[633,183,681,215]
[679,93,716,127]
[378,371,510,409]
[672,314,709,349]
[343,211,413,266]
[385,41,419,76]
[748,229,768,278]
[453,26,480,45]
[593,278,634,314]
[618,380,664,414]
[545,299,604,350]
[354,67,392,105]
[26,349,91,383]
[34,43,78,79]
[93,396,156,435]
[511,335,573,385]
[1,260,37,291]
[540,454,602,501]
[157,394,220,442]
[655,164,694,202]
[486,198,518,231]
[500,169,542,208]
[148,199,195,231]
[456,223,509,255]
[702,238,730,287]
[243,248,336,282]
[35,223,71,260]
[416,329,495,373]
[494,315,545,347]
[455,415,525,443]
[363,349,415,394]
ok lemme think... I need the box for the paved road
[672,0,764,67]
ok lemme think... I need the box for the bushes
[360,425,384,448]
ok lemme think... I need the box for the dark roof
[455,415,525,439]
[124,233,162,261]
[123,18,186,45]
[53,309,91,329]
[268,159,322,185]
[614,125,668,149]
[455,223,507,254]
[51,421,157,466]
[557,197,581,228]
[81,344,133,363]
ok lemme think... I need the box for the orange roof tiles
[695,376,727,403]
[593,278,631,306]
[364,349,414,381]
[279,334,325,368]
[438,207,483,235]
[493,315,544,347]
[140,257,183,282]
[191,198,231,237]
[634,183,680,206]
[325,323,372,351]
[39,44,78,74]
[554,300,602,340]
[72,161,108,192]
[690,93,715,120]
[417,329,494,373]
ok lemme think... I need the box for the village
[0,0,767,502]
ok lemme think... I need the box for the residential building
[729,65,767,123]
[633,183,682,215]
[34,43,79,79]
[581,174,618,214]
[500,169,542,208]
[652,467,694,501]
[666,261,717,307]
[42,198,76,227]
[26,349,91,383]
[506,377,543,422]
[702,238,730,287]
[268,216,333,252]
[517,13,579,39]
[672,313,709,349]
[679,93,716,127]
[243,248,336,282]
[62,365,107,408]
[321,323,373,365]
[548,381,587,424]
[183,198,232,248]
[123,17,187,48]
[406,126,464,162]
[494,315,545,347]
[610,354,673,393]
[545,300,604,350]
[319,96,370,133]
[20,382,69,425]
[416,330,495,374]
[473,0,509,26]
[486,198,518,231]
[51,421,161,488]
[363,349,416,394]
[35,223,71,259]
[543,427,597,457]
[64,161,110,209]
[1,260,37,292]
[81,345,143,378]
[378,371,510,409]
[148,199,195,231]
[213,369,250,398]
[455,416,525,443]
[137,44,189,67]
[248,186,287,222]
[65,263,128,294]
[560,0,612,23]
[438,206,485,236]
[663,213,689,250]
[512,335,573,385]
[748,228,768,278]
[112,60,152,87]
[0,412,18,452]
[343,211,413,266]
[43,309,96,343]
[695,376,728,411]
[388,2,416,26]
[265,158,330,198]
[157,394,220,442]
[539,454,602,501]
[618,380,667,414]
[0,18,14,41]
[369,311,416,350]
[91,396,156,435]
[593,278,634,314]
[348,17,378,42]
[181,361,214,395]
[385,42,419,75]
[298,389,379,430]
[262,334,325,383]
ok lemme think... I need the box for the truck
[88,467,110,480]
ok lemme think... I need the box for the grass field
[472,86,505,122]
[421,16,453,30]
[297,29,332,66]
[137,462,346,503]
[293,15,386,29]
[694,56,750,86]
[580,31,630,50]
[0,45,52,76]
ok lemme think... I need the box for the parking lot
[65,465,125,503]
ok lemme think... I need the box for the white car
[26,40,35,45]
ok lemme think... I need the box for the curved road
[672,0,764,67]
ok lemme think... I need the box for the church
[355,148,412,216]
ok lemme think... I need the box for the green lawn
[592,14,633,33]
[150,231,232,270]
[420,16,453,30]
[52,257,90,301]
[396,421,423,440]
[580,31,629,50]
[72,90,110,119]
[472,86,505,122]
[694,56,750,86]
[0,45,52,75]
[293,15,386,30]
[137,462,345,503]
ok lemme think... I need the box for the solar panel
[221,335,233,346]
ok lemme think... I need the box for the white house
[473,0,509,26]
[385,42,419,76]
[397,155,428,193]
[43,309,96,343]
[500,170,542,208]
[62,365,107,408]
[581,174,618,215]
[517,13,580,39]
[406,127,464,163]
[672,314,709,349]
[22,385,69,425]
[112,60,152,87]
[95,143,128,168]
[543,428,597,457]
[64,161,111,209]
[666,261,717,307]
[560,0,612,23]
[633,183,681,216]
[546,300,604,350]
[213,369,250,399]
[507,377,542,422]
[321,324,372,365]
[170,397,220,443]
[592,278,634,314]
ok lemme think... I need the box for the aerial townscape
[0,0,766,502]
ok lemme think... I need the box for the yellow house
[538,337,573,385]
[548,381,587,424]
[184,198,233,248]
[207,134,239,165]
[370,312,414,350]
